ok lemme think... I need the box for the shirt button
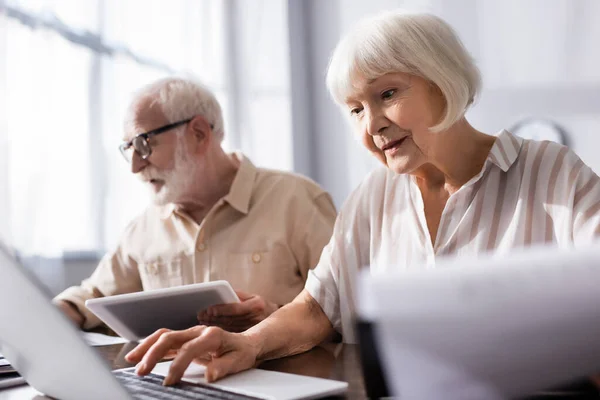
[252,252,261,263]
[198,243,206,252]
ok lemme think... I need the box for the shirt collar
[223,152,257,215]
[159,152,256,220]
[160,203,176,219]
[486,130,523,172]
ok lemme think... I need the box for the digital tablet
[85,280,239,341]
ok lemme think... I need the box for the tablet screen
[101,290,225,338]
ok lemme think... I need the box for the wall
[303,0,355,207]
[22,255,99,296]
[0,15,9,245]
[302,0,600,208]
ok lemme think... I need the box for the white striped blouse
[305,130,600,343]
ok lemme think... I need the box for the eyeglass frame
[119,117,214,163]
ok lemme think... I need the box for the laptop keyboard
[114,369,261,400]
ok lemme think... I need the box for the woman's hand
[125,325,260,384]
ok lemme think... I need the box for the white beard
[139,140,201,206]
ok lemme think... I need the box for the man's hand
[124,326,259,384]
[197,291,279,332]
[55,300,84,328]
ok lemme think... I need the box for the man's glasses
[119,118,192,163]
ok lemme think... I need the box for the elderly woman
[125,11,600,384]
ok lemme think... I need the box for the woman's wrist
[241,324,268,362]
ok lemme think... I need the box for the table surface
[2,341,600,400]
[0,342,367,399]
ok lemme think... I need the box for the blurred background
[1,0,599,295]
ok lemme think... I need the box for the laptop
[0,243,348,400]
[356,244,600,399]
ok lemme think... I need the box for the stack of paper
[358,244,600,399]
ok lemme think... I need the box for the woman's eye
[350,107,363,116]
[381,89,396,99]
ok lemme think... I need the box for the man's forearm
[243,290,335,361]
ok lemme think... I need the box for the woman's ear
[428,82,444,98]
[428,82,447,121]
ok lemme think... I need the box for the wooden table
[2,342,599,399]
[0,343,367,399]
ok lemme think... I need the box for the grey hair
[326,10,481,132]
[131,77,225,142]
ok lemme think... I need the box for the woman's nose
[365,107,389,137]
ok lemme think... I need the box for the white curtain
[0,0,293,257]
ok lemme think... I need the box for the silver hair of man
[128,77,225,142]
[326,10,481,133]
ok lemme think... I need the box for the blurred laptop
[356,244,600,399]
[0,242,347,400]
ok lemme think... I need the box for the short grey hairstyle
[326,10,481,132]
[131,77,225,142]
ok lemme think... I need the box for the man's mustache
[137,169,167,182]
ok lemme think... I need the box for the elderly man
[54,77,336,332]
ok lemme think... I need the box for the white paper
[359,244,600,399]
[81,332,129,346]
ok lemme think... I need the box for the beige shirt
[305,130,600,343]
[56,153,337,329]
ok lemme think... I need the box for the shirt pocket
[224,248,300,304]
[138,256,191,290]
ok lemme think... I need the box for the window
[1,0,293,256]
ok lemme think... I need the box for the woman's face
[344,72,446,175]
